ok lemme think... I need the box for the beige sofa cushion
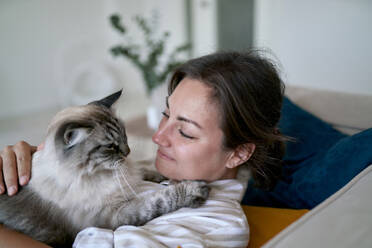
[285,85,372,134]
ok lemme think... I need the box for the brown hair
[168,50,286,190]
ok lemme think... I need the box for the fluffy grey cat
[0,91,209,247]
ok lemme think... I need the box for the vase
[146,105,161,130]
[146,83,168,130]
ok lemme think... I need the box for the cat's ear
[56,123,93,149]
[89,90,123,109]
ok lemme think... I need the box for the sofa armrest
[262,164,372,248]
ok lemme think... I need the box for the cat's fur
[0,91,210,247]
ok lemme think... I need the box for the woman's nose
[152,120,171,147]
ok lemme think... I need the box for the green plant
[109,14,191,95]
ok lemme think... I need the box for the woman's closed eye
[162,111,195,139]
[161,111,169,118]
[178,129,195,139]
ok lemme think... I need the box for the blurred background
[1,0,372,149]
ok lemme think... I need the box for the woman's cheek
[179,145,202,170]
[175,142,195,162]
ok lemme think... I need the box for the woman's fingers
[0,141,35,196]
[1,145,18,196]
[13,141,34,186]
[36,142,44,151]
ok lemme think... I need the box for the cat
[0,90,210,247]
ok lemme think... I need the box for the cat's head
[45,90,130,176]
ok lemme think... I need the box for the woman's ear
[226,143,256,169]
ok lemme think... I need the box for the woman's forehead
[169,78,220,128]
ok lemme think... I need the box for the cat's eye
[105,144,119,152]
[106,144,115,149]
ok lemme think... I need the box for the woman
[0,50,286,247]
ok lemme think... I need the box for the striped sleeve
[73,227,113,248]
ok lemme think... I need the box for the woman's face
[152,77,236,182]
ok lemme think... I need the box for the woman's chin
[155,158,175,179]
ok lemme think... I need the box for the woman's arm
[0,224,51,248]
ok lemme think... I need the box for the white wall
[191,0,218,57]
[0,0,107,118]
[0,0,187,119]
[4,0,370,121]
[254,0,372,95]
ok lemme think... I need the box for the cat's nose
[121,144,130,157]
[125,146,130,156]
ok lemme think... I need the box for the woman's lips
[157,149,175,161]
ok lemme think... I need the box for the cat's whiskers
[118,164,139,199]
[113,159,138,200]
[114,169,131,202]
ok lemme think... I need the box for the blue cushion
[242,97,372,209]
[280,97,347,163]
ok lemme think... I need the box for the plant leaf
[110,14,126,34]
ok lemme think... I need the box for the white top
[73,179,249,248]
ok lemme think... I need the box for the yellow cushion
[242,205,309,248]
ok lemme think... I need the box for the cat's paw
[179,180,210,208]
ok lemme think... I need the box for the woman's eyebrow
[166,96,203,129]
[177,116,203,129]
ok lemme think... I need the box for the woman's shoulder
[209,167,250,202]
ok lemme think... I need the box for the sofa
[125,85,372,248]
[244,85,372,248]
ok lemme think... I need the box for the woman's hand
[0,141,37,196]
